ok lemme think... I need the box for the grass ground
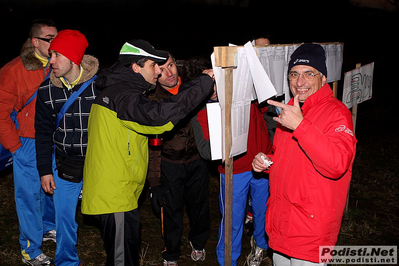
[0,120,398,266]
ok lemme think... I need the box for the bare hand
[252,152,272,172]
[202,69,214,80]
[41,174,56,194]
[268,95,303,131]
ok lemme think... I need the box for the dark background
[0,0,397,68]
[1,0,397,106]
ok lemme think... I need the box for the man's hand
[41,174,56,194]
[202,69,214,80]
[267,95,303,131]
[252,152,272,172]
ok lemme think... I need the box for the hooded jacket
[0,39,50,153]
[265,84,357,262]
[35,55,100,177]
[81,62,213,215]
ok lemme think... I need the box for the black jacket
[35,55,100,177]
[94,61,214,130]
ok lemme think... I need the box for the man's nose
[296,74,307,86]
[155,65,162,75]
[49,54,56,64]
[163,68,172,77]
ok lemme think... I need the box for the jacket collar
[50,55,99,88]
[288,83,333,115]
[154,77,182,99]
[20,39,44,71]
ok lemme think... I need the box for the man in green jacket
[82,39,214,266]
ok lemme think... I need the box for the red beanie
[49,29,88,65]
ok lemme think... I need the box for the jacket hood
[50,54,99,88]
[20,38,44,71]
[96,61,154,92]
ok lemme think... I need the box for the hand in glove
[149,186,164,218]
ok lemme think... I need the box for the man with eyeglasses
[0,19,57,265]
[35,29,99,266]
[252,44,357,266]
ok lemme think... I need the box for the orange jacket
[0,39,49,153]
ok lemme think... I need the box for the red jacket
[0,40,49,153]
[266,84,357,262]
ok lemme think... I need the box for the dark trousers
[96,209,140,266]
[161,159,210,261]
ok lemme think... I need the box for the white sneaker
[43,229,56,243]
[190,241,206,261]
[246,236,265,266]
[163,259,178,266]
[22,253,53,265]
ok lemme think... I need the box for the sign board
[342,62,374,109]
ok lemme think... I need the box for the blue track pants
[12,137,55,260]
[52,171,82,266]
[216,171,269,266]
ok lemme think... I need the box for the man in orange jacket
[0,19,57,265]
[253,44,357,266]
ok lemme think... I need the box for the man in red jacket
[253,44,357,265]
[0,19,57,265]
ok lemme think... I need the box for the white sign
[342,62,374,109]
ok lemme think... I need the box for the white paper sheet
[244,42,277,103]
[206,102,223,160]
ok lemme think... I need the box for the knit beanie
[49,29,88,65]
[288,44,327,77]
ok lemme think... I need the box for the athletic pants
[217,171,270,266]
[12,137,55,260]
[53,170,82,266]
[97,210,140,266]
[161,159,210,261]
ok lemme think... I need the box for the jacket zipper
[127,130,130,155]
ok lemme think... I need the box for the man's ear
[31,38,39,48]
[322,75,327,86]
[132,63,140,74]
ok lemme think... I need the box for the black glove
[149,186,164,218]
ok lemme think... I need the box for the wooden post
[351,63,361,132]
[224,68,233,265]
[214,46,237,266]
[345,63,361,214]
[333,81,338,98]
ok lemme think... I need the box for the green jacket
[82,62,213,215]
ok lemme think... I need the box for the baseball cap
[119,39,168,65]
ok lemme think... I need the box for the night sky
[0,0,397,110]
[0,0,395,67]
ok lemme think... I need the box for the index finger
[267,99,287,109]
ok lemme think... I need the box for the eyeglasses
[34,37,54,43]
[289,71,320,81]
